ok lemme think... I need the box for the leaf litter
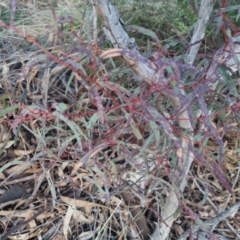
[0,0,240,239]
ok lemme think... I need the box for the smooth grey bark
[185,0,215,65]
[91,0,156,79]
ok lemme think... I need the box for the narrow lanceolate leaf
[211,161,233,194]
[60,196,110,210]
[123,110,142,140]
[129,119,143,140]
[0,105,19,118]
[125,25,160,43]
[197,95,224,164]
[89,86,106,124]
[52,110,87,150]
[12,105,47,134]
[144,103,178,145]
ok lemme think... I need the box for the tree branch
[185,0,215,65]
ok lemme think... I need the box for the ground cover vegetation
[0,0,240,239]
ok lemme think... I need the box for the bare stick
[185,0,215,65]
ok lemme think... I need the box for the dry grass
[0,1,240,240]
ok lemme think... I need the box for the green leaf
[57,102,68,113]
[125,25,160,43]
[0,105,19,118]
[52,110,87,149]
[123,110,142,140]
[130,119,143,140]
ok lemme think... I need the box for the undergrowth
[0,0,239,239]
